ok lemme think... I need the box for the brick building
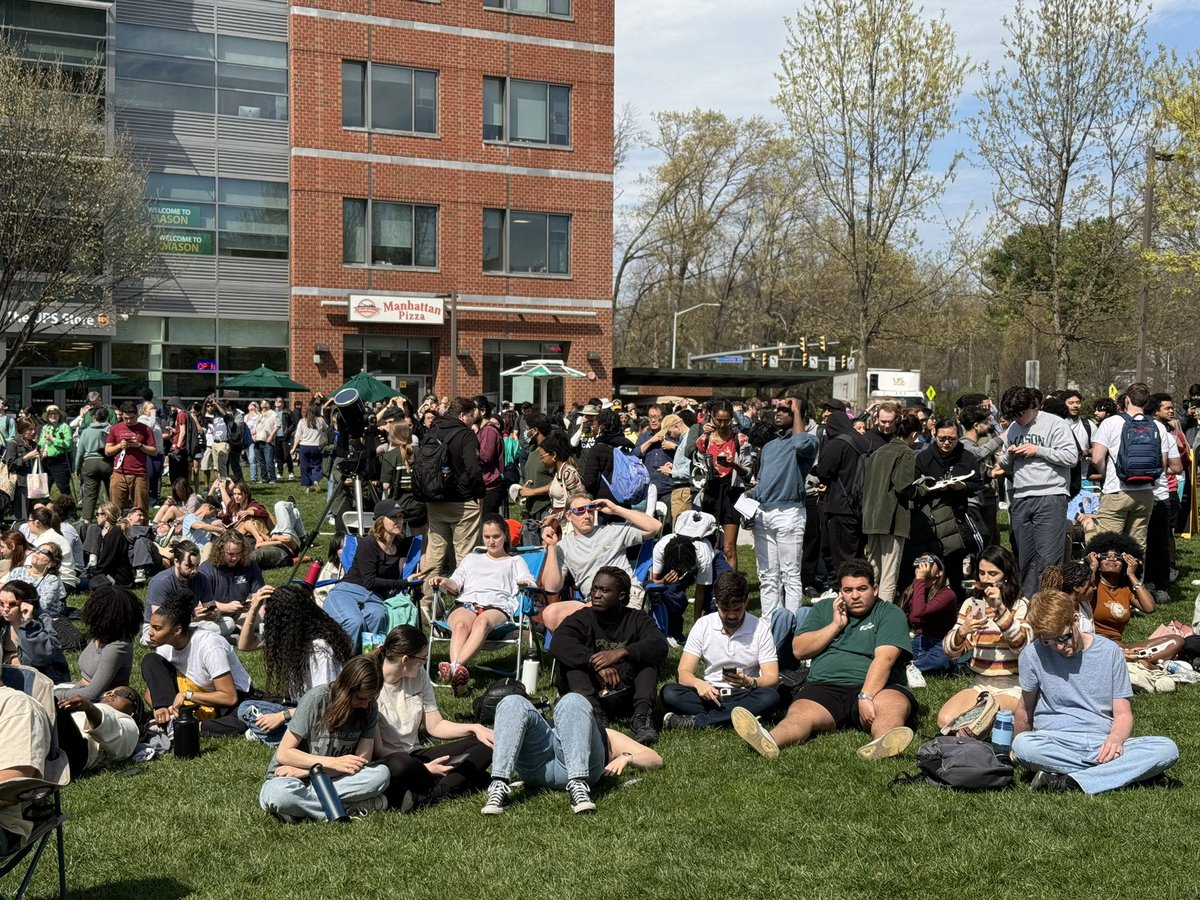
[288,0,614,410]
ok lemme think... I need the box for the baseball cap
[821,399,847,412]
[373,499,404,519]
[652,414,683,442]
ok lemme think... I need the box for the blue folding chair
[426,545,545,681]
[0,667,67,900]
[632,537,670,635]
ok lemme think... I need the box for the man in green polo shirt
[733,559,916,760]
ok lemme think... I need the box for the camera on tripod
[332,387,380,476]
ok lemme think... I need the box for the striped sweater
[943,597,1030,679]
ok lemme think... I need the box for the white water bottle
[521,659,540,694]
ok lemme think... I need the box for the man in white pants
[746,398,818,622]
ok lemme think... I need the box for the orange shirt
[1092,582,1132,640]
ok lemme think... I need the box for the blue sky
[614,0,1200,246]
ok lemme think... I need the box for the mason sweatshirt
[996,411,1077,499]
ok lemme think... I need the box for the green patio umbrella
[333,371,403,404]
[29,364,127,389]
[220,365,308,393]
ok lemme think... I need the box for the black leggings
[382,736,492,809]
[140,652,250,737]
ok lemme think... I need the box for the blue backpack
[1114,413,1163,486]
[603,446,649,505]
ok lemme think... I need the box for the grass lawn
[14,482,1200,900]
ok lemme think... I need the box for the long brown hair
[898,553,947,612]
[319,655,382,732]
[388,422,414,465]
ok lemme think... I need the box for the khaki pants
[110,471,149,514]
[866,533,905,603]
[420,499,483,583]
[1094,490,1154,551]
[670,487,694,523]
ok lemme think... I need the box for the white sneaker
[732,706,779,759]
[857,726,914,760]
[345,794,388,818]
[906,663,926,689]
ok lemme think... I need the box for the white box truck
[831,369,924,411]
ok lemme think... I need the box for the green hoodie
[74,421,109,472]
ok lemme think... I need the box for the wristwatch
[184,690,194,702]
[857,691,874,702]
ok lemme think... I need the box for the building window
[482,77,569,146]
[146,174,288,259]
[483,209,570,275]
[342,61,437,134]
[115,25,288,120]
[483,0,571,18]
[343,199,438,268]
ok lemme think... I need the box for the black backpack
[892,735,1013,791]
[835,433,869,511]
[411,435,451,502]
[472,677,528,725]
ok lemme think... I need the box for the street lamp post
[1138,148,1175,384]
[671,302,720,369]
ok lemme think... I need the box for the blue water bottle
[991,710,1014,755]
[309,764,348,823]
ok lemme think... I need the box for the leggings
[381,735,492,809]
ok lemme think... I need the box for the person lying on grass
[236,583,354,744]
[480,691,662,816]
[258,655,391,823]
[1011,589,1179,794]
[660,570,780,732]
[371,625,494,813]
[141,589,255,738]
[426,514,536,697]
[55,686,144,775]
[733,559,915,761]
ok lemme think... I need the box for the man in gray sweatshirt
[995,386,1078,597]
[747,398,819,622]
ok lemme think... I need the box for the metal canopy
[500,359,587,379]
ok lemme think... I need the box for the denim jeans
[299,446,323,487]
[659,684,779,728]
[255,442,275,483]
[911,634,959,674]
[248,446,258,482]
[769,606,811,671]
[1012,730,1178,795]
[490,693,606,787]
[753,505,806,621]
[258,763,390,821]
[236,699,292,745]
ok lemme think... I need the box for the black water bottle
[173,704,200,759]
[309,764,348,822]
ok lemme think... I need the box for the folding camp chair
[0,668,67,900]
[426,545,545,681]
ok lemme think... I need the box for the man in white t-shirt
[660,571,780,730]
[1090,383,1181,552]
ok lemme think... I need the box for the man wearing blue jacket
[747,398,819,623]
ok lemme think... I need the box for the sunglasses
[1039,629,1075,648]
[913,557,936,566]
[567,505,595,517]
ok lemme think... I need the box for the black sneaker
[481,779,512,815]
[1030,771,1081,793]
[566,778,596,814]
[661,712,699,730]
[631,712,658,745]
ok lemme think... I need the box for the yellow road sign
[1108,383,1118,400]
[925,385,937,401]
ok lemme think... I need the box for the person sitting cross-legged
[548,566,668,746]
[1011,589,1179,794]
[659,571,779,731]
[732,559,916,761]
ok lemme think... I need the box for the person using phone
[369,626,494,813]
[897,554,960,681]
[937,545,1030,734]
[694,400,752,572]
[660,571,780,731]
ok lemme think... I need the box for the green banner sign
[157,230,214,255]
[149,202,207,228]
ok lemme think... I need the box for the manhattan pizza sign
[348,295,445,325]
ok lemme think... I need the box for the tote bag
[26,458,49,499]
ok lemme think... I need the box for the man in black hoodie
[813,404,871,567]
[419,397,485,585]
[549,566,668,745]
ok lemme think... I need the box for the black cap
[373,499,403,519]
[822,399,847,411]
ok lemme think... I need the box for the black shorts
[793,681,917,731]
[701,475,743,527]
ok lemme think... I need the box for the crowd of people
[3,379,1198,841]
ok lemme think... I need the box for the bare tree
[971,0,1150,387]
[0,41,162,381]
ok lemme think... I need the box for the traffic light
[801,350,809,367]
[839,353,847,369]
[760,351,768,366]
[819,335,828,353]
[800,335,807,355]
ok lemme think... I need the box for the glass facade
[116,26,288,120]
[483,209,570,275]
[146,173,288,259]
[0,0,107,111]
[482,340,569,409]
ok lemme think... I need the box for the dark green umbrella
[29,364,127,389]
[220,365,308,393]
[333,371,402,404]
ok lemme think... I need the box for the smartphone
[722,666,739,681]
[598,684,628,699]
[968,597,987,619]
[443,752,471,768]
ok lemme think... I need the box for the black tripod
[287,448,376,582]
